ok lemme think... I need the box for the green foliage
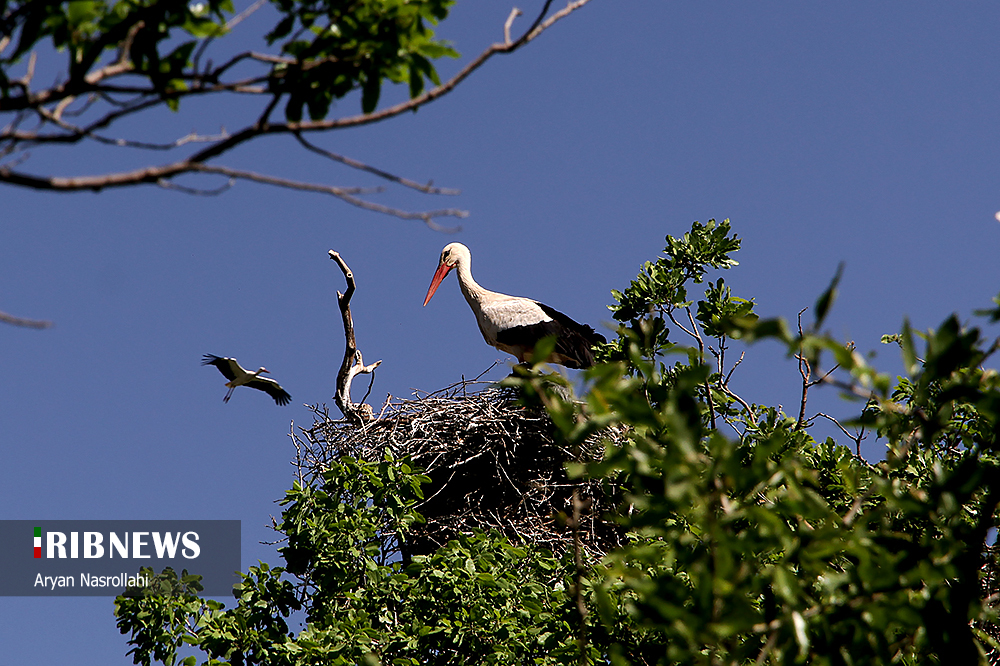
[610,218,741,323]
[114,220,1000,665]
[600,219,757,378]
[1,0,457,117]
[1,1,232,99]
[265,0,457,118]
[115,452,589,665]
[535,220,1000,664]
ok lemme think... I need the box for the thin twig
[0,309,53,329]
[570,488,591,665]
[504,8,524,45]
[686,307,716,431]
[293,132,459,195]
[813,412,867,457]
[157,177,235,196]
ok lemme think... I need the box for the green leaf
[813,261,844,330]
[361,71,381,114]
[900,318,918,375]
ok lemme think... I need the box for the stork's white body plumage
[423,243,605,368]
[202,354,292,406]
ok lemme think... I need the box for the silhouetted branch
[0,309,52,329]
[293,132,459,195]
[157,177,235,196]
[329,250,381,424]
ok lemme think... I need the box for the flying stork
[422,243,606,368]
[202,354,292,406]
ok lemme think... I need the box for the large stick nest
[292,373,628,559]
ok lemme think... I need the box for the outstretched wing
[202,354,240,380]
[246,376,292,406]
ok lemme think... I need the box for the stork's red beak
[423,263,453,306]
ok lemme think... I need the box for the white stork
[202,354,292,406]
[422,243,606,369]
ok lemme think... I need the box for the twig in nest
[329,250,381,424]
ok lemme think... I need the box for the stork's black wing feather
[202,354,239,380]
[536,303,607,346]
[246,377,292,406]
[494,303,606,369]
[494,318,564,347]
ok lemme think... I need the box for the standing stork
[422,243,606,368]
[202,354,292,406]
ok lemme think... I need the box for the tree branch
[184,0,595,163]
[0,309,52,329]
[190,164,467,228]
[0,1,593,224]
[293,132,459,195]
[329,250,381,424]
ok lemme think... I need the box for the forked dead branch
[328,250,381,424]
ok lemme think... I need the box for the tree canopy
[114,219,1000,665]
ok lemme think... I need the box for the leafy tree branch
[1,0,592,224]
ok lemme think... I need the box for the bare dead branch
[91,129,232,151]
[329,250,382,424]
[795,308,810,428]
[504,8,524,46]
[157,177,235,196]
[0,309,53,329]
[80,21,141,94]
[194,0,266,73]
[724,349,745,386]
[723,385,757,426]
[191,164,466,226]
[293,132,460,195]
[226,0,266,30]
[3,95,165,146]
[667,309,697,341]
[256,93,281,128]
[22,52,37,88]
[813,412,867,457]
[685,307,716,431]
[61,94,99,118]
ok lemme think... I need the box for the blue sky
[3,2,1000,663]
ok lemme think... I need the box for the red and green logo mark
[34,527,41,558]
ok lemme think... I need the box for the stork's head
[256,367,270,375]
[423,242,470,306]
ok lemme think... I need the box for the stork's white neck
[455,255,503,307]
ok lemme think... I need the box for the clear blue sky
[3,2,999,663]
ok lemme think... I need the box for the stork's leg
[224,384,236,403]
